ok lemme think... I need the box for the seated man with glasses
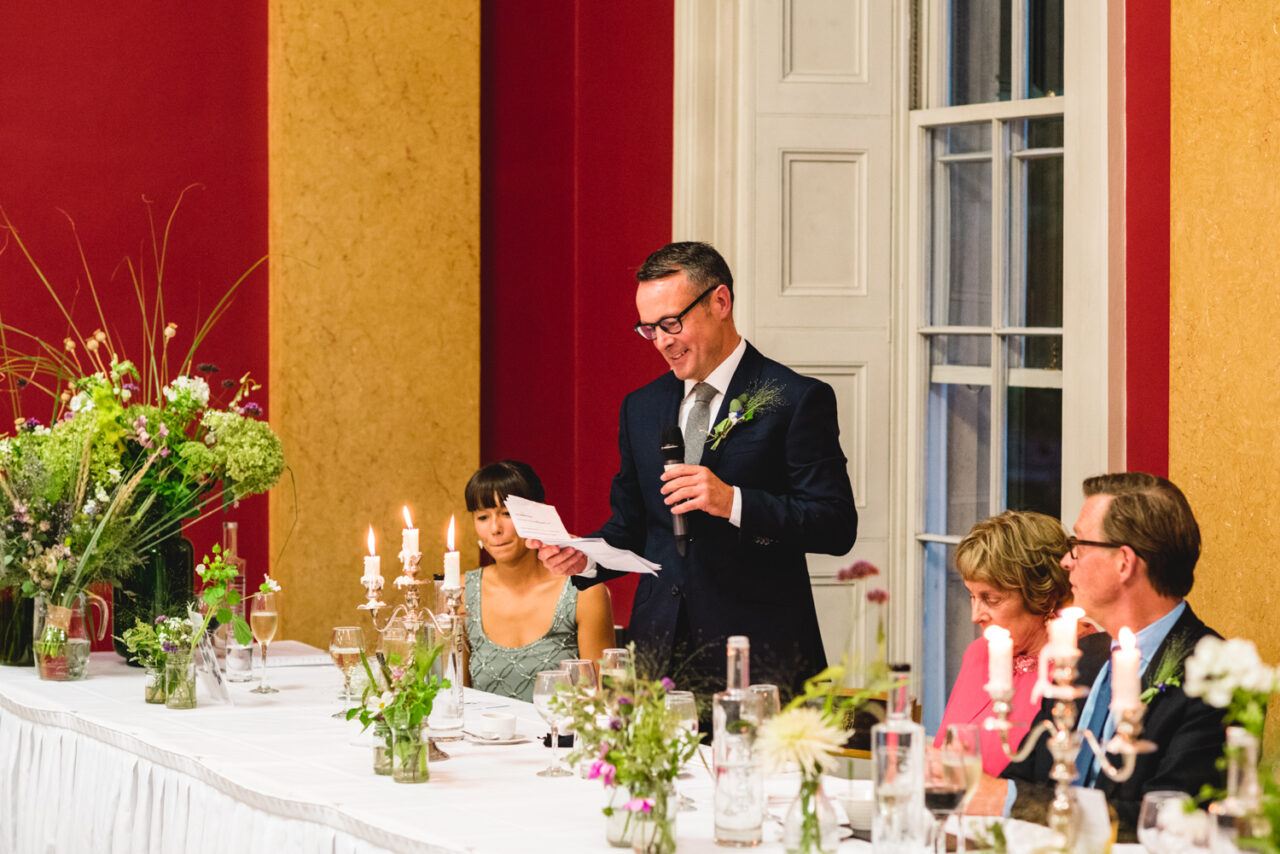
[969,472,1226,839]
[531,241,857,696]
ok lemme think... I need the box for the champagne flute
[249,591,280,695]
[329,626,365,715]
[926,723,981,854]
[532,669,573,777]
[560,658,600,696]
[665,690,699,811]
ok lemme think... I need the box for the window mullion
[990,117,1008,517]
[1011,1,1028,102]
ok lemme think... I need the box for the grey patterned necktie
[684,382,718,465]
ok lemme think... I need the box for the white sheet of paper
[503,495,661,575]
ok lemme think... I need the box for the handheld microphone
[660,426,688,556]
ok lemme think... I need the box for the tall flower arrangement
[0,189,284,656]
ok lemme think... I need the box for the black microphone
[660,426,688,556]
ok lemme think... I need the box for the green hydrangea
[200,411,284,498]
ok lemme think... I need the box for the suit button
[671,585,681,597]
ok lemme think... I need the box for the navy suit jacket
[1002,605,1225,837]
[580,342,857,690]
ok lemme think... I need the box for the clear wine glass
[926,723,980,854]
[532,669,573,777]
[560,658,599,696]
[665,690,699,812]
[329,626,365,716]
[1138,790,1195,853]
[249,591,279,695]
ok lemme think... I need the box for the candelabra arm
[998,718,1061,764]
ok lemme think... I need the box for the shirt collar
[683,336,746,400]
[1113,599,1187,671]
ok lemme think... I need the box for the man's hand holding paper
[504,495,660,577]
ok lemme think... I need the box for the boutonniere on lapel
[1138,629,1195,705]
[707,381,783,450]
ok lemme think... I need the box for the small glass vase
[631,782,677,854]
[783,773,839,854]
[144,662,168,704]
[605,785,636,848]
[0,588,34,667]
[165,651,198,710]
[372,720,393,776]
[391,721,429,783]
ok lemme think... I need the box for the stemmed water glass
[925,723,981,854]
[665,690,699,811]
[560,658,599,696]
[749,683,781,720]
[249,591,280,695]
[532,669,573,777]
[329,626,365,717]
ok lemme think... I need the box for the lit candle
[443,515,461,589]
[1048,606,1085,656]
[985,625,1013,693]
[401,506,420,556]
[1110,627,1141,715]
[363,526,381,582]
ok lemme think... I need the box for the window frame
[897,1,1113,730]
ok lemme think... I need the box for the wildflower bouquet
[347,641,448,781]
[0,190,284,656]
[556,650,702,854]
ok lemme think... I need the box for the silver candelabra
[985,650,1155,844]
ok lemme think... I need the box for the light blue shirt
[1004,600,1187,814]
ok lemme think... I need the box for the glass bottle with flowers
[346,640,448,783]
[557,645,703,854]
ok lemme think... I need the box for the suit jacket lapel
[697,342,765,471]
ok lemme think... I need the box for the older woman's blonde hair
[955,510,1072,618]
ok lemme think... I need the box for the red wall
[481,1,676,624]
[1124,0,1171,477]
[0,4,270,636]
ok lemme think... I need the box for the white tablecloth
[0,653,1143,854]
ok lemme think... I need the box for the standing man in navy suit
[534,242,857,694]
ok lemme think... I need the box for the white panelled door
[674,0,904,670]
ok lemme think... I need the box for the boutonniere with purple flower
[707,380,783,450]
[1138,630,1195,705]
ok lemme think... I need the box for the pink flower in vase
[836,560,880,582]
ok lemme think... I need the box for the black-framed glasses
[1064,536,1130,560]
[633,285,719,340]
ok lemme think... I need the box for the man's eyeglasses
[1064,536,1131,560]
[633,285,719,340]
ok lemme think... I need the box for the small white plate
[463,731,534,746]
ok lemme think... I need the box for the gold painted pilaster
[268,1,480,647]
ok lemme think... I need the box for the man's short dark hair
[464,459,546,511]
[1083,472,1201,599]
[636,241,733,298]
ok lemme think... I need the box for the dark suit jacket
[579,342,857,691]
[1002,605,1225,836]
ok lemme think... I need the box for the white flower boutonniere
[707,381,783,450]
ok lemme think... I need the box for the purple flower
[837,560,880,582]
[123,382,141,393]
[21,417,41,431]
[866,588,890,605]
[198,363,220,373]
[588,759,617,787]
[617,697,632,706]
[155,615,168,625]
[241,401,263,417]
[608,717,623,731]
[660,677,676,692]
[161,641,179,653]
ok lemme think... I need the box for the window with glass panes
[912,1,1064,732]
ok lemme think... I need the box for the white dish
[463,731,533,746]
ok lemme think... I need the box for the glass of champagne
[329,626,365,712]
[665,689,699,811]
[532,669,573,777]
[926,723,981,854]
[249,591,280,695]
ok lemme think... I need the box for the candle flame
[1058,606,1085,621]
[1119,627,1136,650]
[403,506,413,528]
[984,625,1010,641]
[447,515,456,552]
[367,526,376,556]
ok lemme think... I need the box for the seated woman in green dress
[463,460,614,702]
